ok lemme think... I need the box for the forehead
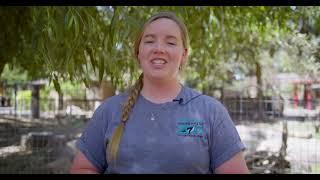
[142,18,182,39]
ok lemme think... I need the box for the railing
[222,97,284,123]
[0,98,102,119]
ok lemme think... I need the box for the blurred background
[0,6,320,174]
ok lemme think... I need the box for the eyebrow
[166,35,178,40]
[143,34,178,40]
[143,34,155,39]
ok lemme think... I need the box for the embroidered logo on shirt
[176,119,204,137]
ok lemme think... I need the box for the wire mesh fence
[0,114,88,174]
[0,97,94,174]
[0,95,319,174]
[223,97,320,174]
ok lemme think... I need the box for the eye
[144,41,154,44]
[168,42,176,45]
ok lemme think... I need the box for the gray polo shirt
[76,85,245,174]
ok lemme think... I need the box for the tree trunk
[100,80,115,100]
[0,62,5,78]
[0,82,4,108]
[220,87,224,103]
[255,62,263,98]
[58,92,63,111]
[255,62,264,120]
[14,84,17,117]
[55,91,64,126]
[279,119,288,173]
[31,85,40,119]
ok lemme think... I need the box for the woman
[70,11,249,174]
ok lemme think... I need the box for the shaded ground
[0,115,85,174]
[237,119,320,174]
[0,115,320,174]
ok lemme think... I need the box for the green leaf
[108,6,118,54]
[74,15,79,38]
[68,14,74,30]
[98,57,105,83]
[87,47,96,73]
[2,6,320,93]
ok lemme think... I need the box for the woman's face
[138,18,188,81]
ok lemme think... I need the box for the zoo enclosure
[0,85,320,174]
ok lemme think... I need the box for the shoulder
[183,86,231,124]
[200,94,227,112]
[183,86,225,110]
[102,91,128,106]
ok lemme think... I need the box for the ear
[181,48,188,66]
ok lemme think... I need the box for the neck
[141,76,182,104]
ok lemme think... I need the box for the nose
[153,42,165,54]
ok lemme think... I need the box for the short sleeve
[76,104,108,173]
[209,103,246,171]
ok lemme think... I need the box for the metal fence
[0,96,319,174]
[0,97,97,174]
[0,98,101,118]
[223,97,320,174]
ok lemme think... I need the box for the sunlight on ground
[0,146,22,157]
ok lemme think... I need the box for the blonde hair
[107,11,189,164]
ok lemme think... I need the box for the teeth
[151,59,166,64]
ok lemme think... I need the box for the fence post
[14,84,17,117]
[279,119,288,173]
[31,84,40,119]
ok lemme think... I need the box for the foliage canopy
[1,6,320,93]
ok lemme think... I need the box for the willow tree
[180,7,303,98]
[1,6,319,95]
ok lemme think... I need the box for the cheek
[138,46,148,60]
[169,50,184,62]
[137,50,148,67]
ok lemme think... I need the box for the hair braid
[107,73,143,164]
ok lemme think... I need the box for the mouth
[150,58,167,65]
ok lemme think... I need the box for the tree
[1,6,319,94]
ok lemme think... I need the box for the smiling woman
[70,11,250,174]
[137,18,187,83]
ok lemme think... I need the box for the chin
[146,71,170,80]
